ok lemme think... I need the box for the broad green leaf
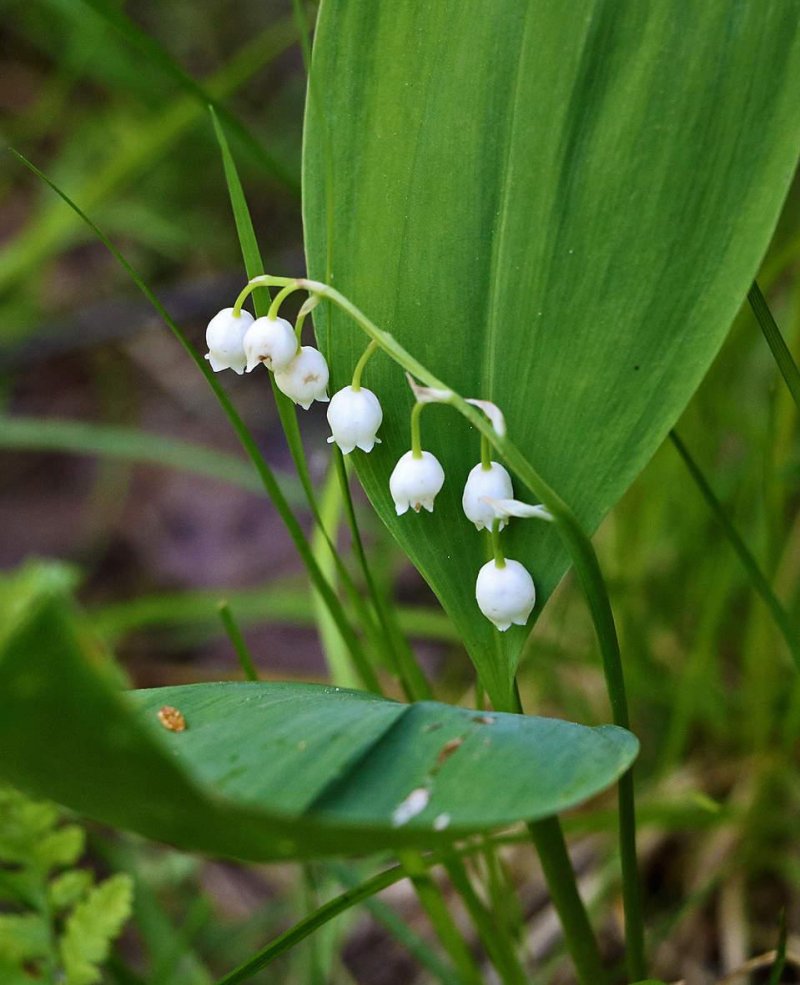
[0,567,637,861]
[303,2,800,707]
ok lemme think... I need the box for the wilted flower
[205,308,253,374]
[243,316,298,372]
[326,385,383,453]
[475,559,536,631]
[389,451,445,515]
[462,462,514,531]
[274,346,330,409]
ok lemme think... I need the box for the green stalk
[214,865,407,985]
[670,430,800,671]
[333,451,432,700]
[527,818,609,985]
[749,281,800,412]
[217,601,259,681]
[410,400,426,458]
[14,156,380,696]
[480,432,492,470]
[212,114,397,683]
[311,457,361,689]
[250,273,645,979]
[501,687,609,985]
[398,852,484,985]
[351,339,379,390]
[444,857,529,985]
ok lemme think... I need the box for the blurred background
[2,1,800,982]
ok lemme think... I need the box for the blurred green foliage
[1,0,799,982]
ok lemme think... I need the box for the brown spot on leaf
[437,737,463,766]
[158,705,186,732]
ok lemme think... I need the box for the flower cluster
[205,303,382,449]
[205,282,549,635]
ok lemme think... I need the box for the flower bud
[243,316,298,372]
[475,559,536,631]
[273,345,330,409]
[389,451,445,516]
[326,385,383,453]
[462,461,513,531]
[205,308,253,374]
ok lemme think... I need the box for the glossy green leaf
[0,568,637,861]
[303,2,800,706]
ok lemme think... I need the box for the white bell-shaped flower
[462,461,514,531]
[243,316,298,372]
[205,308,253,374]
[389,451,445,516]
[273,345,330,409]
[326,386,383,453]
[475,559,536,631]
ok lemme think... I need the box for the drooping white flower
[205,308,253,374]
[475,559,536,631]
[274,346,330,409]
[326,386,383,453]
[462,462,514,531]
[389,451,445,515]
[243,316,298,372]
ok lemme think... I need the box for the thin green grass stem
[333,451,432,700]
[217,601,259,681]
[767,912,788,985]
[13,153,381,697]
[670,430,800,671]
[749,281,800,412]
[310,460,361,689]
[0,416,303,499]
[443,856,529,985]
[328,865,460,985]
[213,865,406,985]
[503,686,610,985]
[398,852,484,985]
[526,817,609,985]
[251,273,644,977]
[210,115,399,681]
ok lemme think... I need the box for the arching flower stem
[268,283,303,320]
[294,295,320,342]
[351,339,379,391]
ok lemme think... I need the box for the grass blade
[91,584,458,645]
[79,0,298,190]
[10,148,379,694]
[213,866,407,985]
[0,415,302,501]
[767,911,787,985]
[670,430,800,670]
[209,110,399,683]
[749,280,800,411]
[218,601,259,681]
